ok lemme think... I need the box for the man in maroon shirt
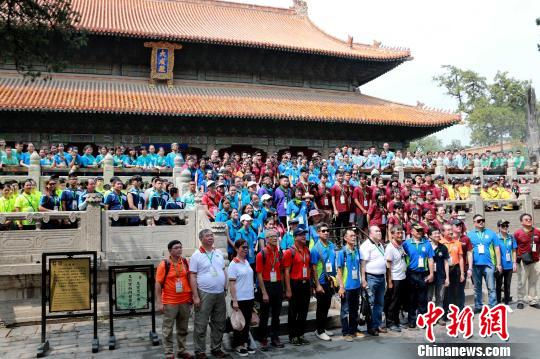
[400,176,414,201]
[421,174,437,198]
[421,191,437,217]
[452,219,472,309]
[513,213,540,309]
[331,171,351,236]
[353,174,370,233]
[317,173,333,224]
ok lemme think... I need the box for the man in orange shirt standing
[156,240,193,359]
[440,223,465,318]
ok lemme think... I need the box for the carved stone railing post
[29,152,42,191]
[472,158,483,183]
[434,158,446,179]
[394,157,404,183]
[84,193,103,252]
[520,187,534,220]
[470,187,484,218]
[506,158,517,178]
[103,153,115,184]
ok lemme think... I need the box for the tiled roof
[71,0,411,61]
[0,72,459,127]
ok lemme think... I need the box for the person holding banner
[156,240,193,359]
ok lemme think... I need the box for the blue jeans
[366,274,386,330]
[340,288,360,335]
[472,265,497,309]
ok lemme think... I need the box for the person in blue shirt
[53,143,71,168]
[286,187,305,226]
[310,222,337,341]
[235,214,258,270]
[153,147,168,169]
[125,176,145,226]
[337,228,362,340]
[495,219,517,305]
[20,143,37,167]
[104,179,128,226]
[165,142,184,168]
[215,198,231,223]
[60,174,79,211]
[95,146,108,167]
[164,187,186,225]
[225,209,241,260]
[39,179,61,229]
[466,214,502,312]
[136,146,153,168]
[306,209,323,250]
[280,218,298,250]
[81,145,97,168]
[403,224,435,328]
[78,178,103,211]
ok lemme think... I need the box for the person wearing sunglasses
[466,215,502,313]
[513,213,540,309]
[494,220,517,305]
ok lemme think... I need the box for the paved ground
[1,300,539,359]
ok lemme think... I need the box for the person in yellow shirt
[14,179,40,229]
[498,183,515,210]
[457,178,471,200]
[0,183,16,230]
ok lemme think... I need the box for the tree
[445,139,463,151]
[0,0,86,78]
[434,66,530,146]
[408,135,443,154]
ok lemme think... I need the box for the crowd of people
[156,212,539,359]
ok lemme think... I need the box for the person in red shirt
[400,176,413,201]
[156,240,193,359]
[434,175,449,201]
[201,181,222,221]
[353,174,370,233]
[316,173,333,224]
[330,171,351,235]
[387,202,405,241]
[452,219,471,309]
[404,191,422,221]
[255,229,285,350]
[368,190,388,241]
[283,227,312,346]
[421,191,437,217]
[421,174,437,196]
[513,213,540,309]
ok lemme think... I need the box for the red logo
[417,302,445,343]
[446,304,474,339]
[478,304,510,341]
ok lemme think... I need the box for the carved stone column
[394,157,404,183]
[520,187,534,220]
[29,152,42,191]
[470,187,484,218]
[506,158,517,178]
[103,153,115,184]
[434,158,446,178]
[472,159,483,183]
[84,193,103,253]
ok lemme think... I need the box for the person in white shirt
[360,226,387,336]
[189,229,229,359]
[384,225,407,333]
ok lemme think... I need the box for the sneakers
[246,347,256,354]
[298,336,310,345]
[378,327,387,334]
[517,303,524,309]
[325,330,334,337]
[530,303,540,309]
[271,338,284,348]
[367,328,379,336]
[388,325,401,333]
[355,331,366,338]
[290,337,302,346]
[210,349,229,358]
[235,347,248,357]
[343,335,354,342]
[259,339,269,352]
[315,331,332,341]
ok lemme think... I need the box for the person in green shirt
[0,183,15,229]
[0,138,6,158]
[14,179,40,229]
[480,153,491,172]
[1,146,20,167]
[514,150,526,171]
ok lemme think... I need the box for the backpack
[261,247,283,268]
[160,258,189,288]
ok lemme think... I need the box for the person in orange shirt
[440,223,465,319]
[156,240,193,359]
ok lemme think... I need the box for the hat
[247,181,257,188]
[293,226,308,236]
[371,169,380,176]
[261,194,272,202]
[206,180,215,187]
[308,209,321,218]
[451,219,463,226]
[289,218,300,225]
[216,181,225,187]
[435,175,444,180]
[426,191,433,195]
[302,192,313,199]
[412,224,425,232]
[512,177,518,182]
[497,219,510,227]
[240,214,253,222]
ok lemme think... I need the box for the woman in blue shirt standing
[495,219,517,305]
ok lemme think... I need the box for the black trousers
[444,265,462,317]
[406,271,428,325]
[257,281,283,341]
[288,280,311,339]
[233,299,254,348]
[334,212,350,244]
[384,279,406,326]
[495,269,513,304]
[315,282,333,334]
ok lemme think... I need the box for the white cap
[206,180,215,187]
[261,194,272,201]
[240,214,253,222]
[247,181,257,188]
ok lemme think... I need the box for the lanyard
[373,241,384,256]
[23,194,36,212]
[171,258,184,278]
[204,250,214,264]
[115,192,123,207]
[294,245,307,266]
[268,247,279,270]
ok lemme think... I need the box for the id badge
[418,256,424,268]
[325,261,332,273]
[137,202,143,210]
[175,280,183,293]
[54,206,59,211]
[302,266,308,278]
[158,205,162,210]
[448,256,453,266]
[478,244,485,254]
[382,215,387,225]
[72,200,78,209]
[270,271,277,282]
[351,269,358,280]
[533,243,537,252]
[298,216,304,225]
[434,263,437,272]
[364,199,368,207]
[349,212,355,223]
[340,195,345,204]
[506,252,511,262]
[283,201,287,209]
[324,197,329,206]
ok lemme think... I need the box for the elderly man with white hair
[360,225,387,336]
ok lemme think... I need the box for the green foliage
[0,0,87,79]
[444,139,463,151]
[434,66,530,146]
[408,135,443,154]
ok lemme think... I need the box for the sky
[224,0,540,146]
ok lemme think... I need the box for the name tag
[418,256,424,268]
[364,200,368,207]
[351,269,358,280]
[158,205,162,210]
[434,263,437,272]
[302,266,308,278]
[175,280,183,293]
[324,197,329,206]
[283,201,287,209]
[270,271,277,282]
[533,243,537,252]
[382,215,387,225]
[349,213,355,223]
[72,200,78,209]
[506,252,511,262]
[478,244,485,254]
[298,216,304,225]
[325,261,332,273]
[137,202,143,210]
[340,195,345,204]
[54,206,59,211]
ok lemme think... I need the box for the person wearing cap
[255,228,285,351]
[440,223,465,316]
[259,193,275,222]
[235,214,258,274]
[434,175,449,201]
[458,178,471,200]
[466,214,502,312]
[360,226,387,335]
[403,224,435,328]
[280,217,298,250]
[513,213,540,309]
[307,209,323,249]
[495,219,517,305]
[310,222,336,341]
[384,225,407,332]
[274,175,293,227]
[510,178,520,199]
[283,225,312,346]
[201,180,221,221]
[514,150,526,171]
[427,227,450,323]
[241,180,258,208]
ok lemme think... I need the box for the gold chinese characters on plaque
[49,258,91,312]
[144,41,183,87]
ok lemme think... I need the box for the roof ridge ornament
[292,0,308,16]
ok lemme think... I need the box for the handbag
[231,309,245,331]
[358,287,372,326]
[250,309,260,326]
[520,229,536,265]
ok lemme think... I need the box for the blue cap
[293,226,307,236]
